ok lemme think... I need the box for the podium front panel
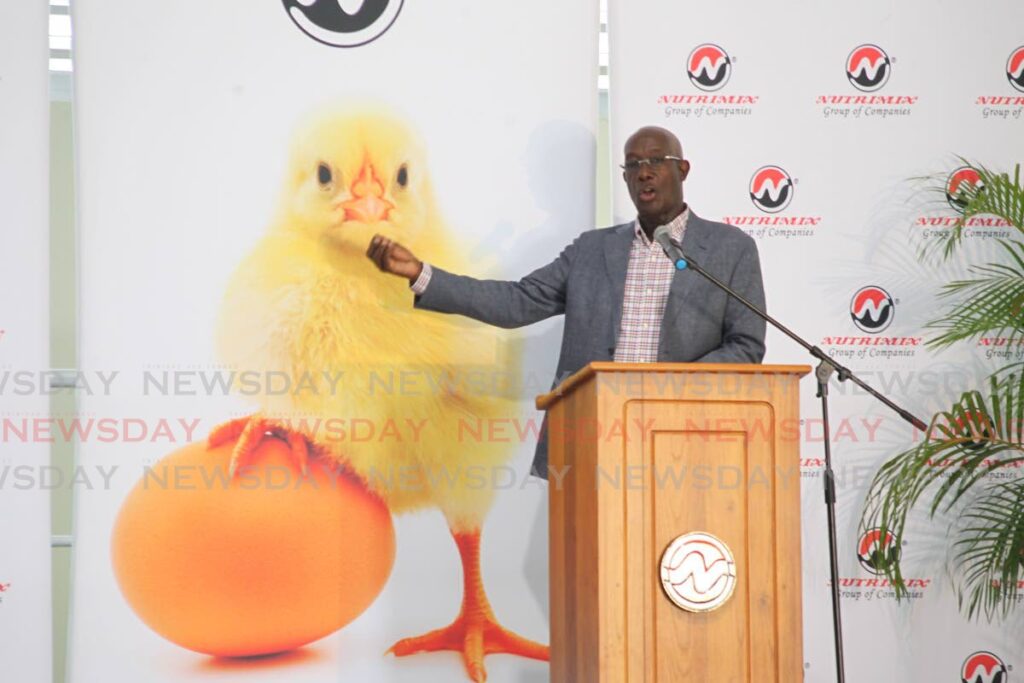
[545,364,807,683]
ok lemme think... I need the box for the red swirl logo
[749,165,794,213]
[846,44,891,92]
[850,286,894,334]
[857,527,900,574]
[1008,46,1024,93]
[961,651,1008,683]
[947,166,984,212]
[687,44,731,91]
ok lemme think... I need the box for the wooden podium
[536,362,810,682]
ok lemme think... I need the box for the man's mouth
[638,186,656,202]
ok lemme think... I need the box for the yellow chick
[210,105,546,681]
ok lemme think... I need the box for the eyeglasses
[620,156,683,172]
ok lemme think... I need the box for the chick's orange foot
[207,414,312,477]
[387,530,549,682]
[388,615,549,683]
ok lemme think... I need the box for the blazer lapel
[659,212,712,352]
[604,222,635,349]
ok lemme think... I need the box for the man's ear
[679,159,691,181]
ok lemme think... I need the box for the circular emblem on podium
[659,532,737,612]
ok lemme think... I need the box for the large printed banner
[610,1,1024,680]
[0,2,52,682]
[69,1,596,681]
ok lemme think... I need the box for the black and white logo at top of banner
[282,0,404,48]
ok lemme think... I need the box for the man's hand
[366,234,423,282]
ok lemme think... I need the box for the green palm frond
[862,159,1024,621]
[925,238,1024,349]
[934,161,1024,260]
[953,479,1024,620]
[862,371,1024,610]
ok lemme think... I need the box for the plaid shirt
[613,209,689,363]
[412,209,690,363]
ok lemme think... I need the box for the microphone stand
[669,249,926,683]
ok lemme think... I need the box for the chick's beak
[341,161,394,223]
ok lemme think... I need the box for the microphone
[653,226,688,270]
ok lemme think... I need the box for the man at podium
[367,125,766,477]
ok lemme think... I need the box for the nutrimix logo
[1008,46,1024,93]
[947,166,984,212]
[749,166,793,213]
[819,286,921,357]
[928,452,1024,482]
[850,286,894,333]
[916,165,1009,237]
[835,528,931,599]
[721,166,821,239]
[856,527,898,574]
[974,47,1024,119]
[282,0,404,47]
[846,44,891,92]
[961,651,1009,683]
[978,336,1024,363]
[0,581,10,604]
[659,532,737,612]
[816,44,916,118]
[659,44,759,120]
[687,43,731,91]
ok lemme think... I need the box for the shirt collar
[633,206,690,246]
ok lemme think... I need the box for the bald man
[368,126,766,477]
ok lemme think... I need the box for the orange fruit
[111,437,395,657]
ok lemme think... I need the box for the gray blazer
[415,211,766,477]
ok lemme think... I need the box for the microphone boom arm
[662,239,927,683]
[673,248,926,431]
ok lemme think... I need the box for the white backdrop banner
[0,1,52,681]
[610,0,1024,680]
[69,1,595,681]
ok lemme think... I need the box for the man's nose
[637,163,655,180]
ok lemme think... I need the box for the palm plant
[861,161,1024,620]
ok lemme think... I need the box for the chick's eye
[317,163,333,187]
[396,164,409,188]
